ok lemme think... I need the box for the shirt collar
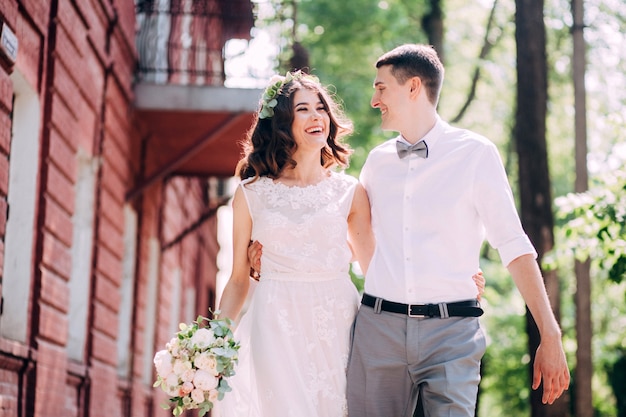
[398,115,445,149]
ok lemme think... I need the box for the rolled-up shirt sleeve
[472,143,538,267]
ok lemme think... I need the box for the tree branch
[451,0,502,124]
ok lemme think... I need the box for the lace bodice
[241,172,358,276]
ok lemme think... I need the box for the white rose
[173,359,191,375]
[193,369,219,391]
[194,353,218,375]
[191,388,205,404]
[153,350,173,378]
[208,389,219,403]
[181,368,195,382]
[166,337,177,349]
[191,328,215,349]
[169,338,181,357]
[164,373,180,396]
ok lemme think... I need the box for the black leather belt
[361,293,483,318]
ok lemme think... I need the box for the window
[1,70,40,342]
[67,152,98,360]
[142,238,160,385]
[117,205,138,377]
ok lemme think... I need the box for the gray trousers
[346,303,486,417]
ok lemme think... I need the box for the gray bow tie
[396,140,428,159]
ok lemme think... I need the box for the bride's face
[291,89,329,152]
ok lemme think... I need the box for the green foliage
[544,165,626,286]
[608,351,626,417]
[544,157,626,415]
[558,255,626,416]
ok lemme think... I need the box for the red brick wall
[0,3,45,416]
[0,68,12,293]
[0,2,223,417]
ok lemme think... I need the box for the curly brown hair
[236,74,354,181]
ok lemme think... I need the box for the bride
[218,71,371,417]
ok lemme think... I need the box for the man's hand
[532,335,570,404]
[247,240,263,280]
[507,254,570,404]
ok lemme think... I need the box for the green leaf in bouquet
[218,378,232,393]
[213,327,227,337]
[203,401,213,412]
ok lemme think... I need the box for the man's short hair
[376,44,444,106]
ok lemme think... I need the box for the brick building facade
[0,1,257,416]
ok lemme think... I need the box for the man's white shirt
[360,117,537,304]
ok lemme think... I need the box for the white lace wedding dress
[219,171,360,417]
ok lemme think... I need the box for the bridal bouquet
[153,313,240,416]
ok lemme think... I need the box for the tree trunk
[572,0,593,414]
[422,0,445,62]
[514,0,570,416]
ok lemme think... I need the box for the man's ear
[409,77,422,98]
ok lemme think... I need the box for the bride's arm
[218,187,253,324]
[348,183,375,276]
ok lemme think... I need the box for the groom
[345,44,570,416]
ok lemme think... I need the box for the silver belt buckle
[408,304,425,318]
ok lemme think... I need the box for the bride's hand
[472,270,486,301]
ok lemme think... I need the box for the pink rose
[180,381,194,395]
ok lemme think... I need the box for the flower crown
[259,70,318,119]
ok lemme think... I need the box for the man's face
[370,65,411,132]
